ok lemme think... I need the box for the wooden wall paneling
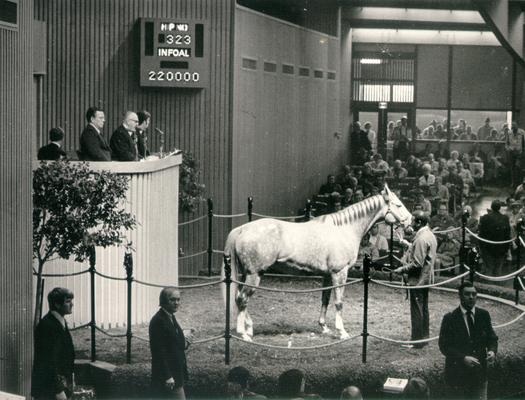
[416,45,449,109]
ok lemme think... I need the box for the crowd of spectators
[225,366,427,400]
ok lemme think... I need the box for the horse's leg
[333,267,350,339]
[235,273,260,341]
[318,275,332,334]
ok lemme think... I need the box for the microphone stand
[155,128,165,158]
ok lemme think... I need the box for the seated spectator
[427,153,439,175]
[435,124,446,139]
[430,202,456,231]
[359,232,380,260]
[342,188,353,207]
[457,162,475,195]
[277,369,320,400]
[514,176,525,200]
[446,151,460,168]
[458,125,477,141]
[405,155,421,177]
[38,127,67,161]
[413,190,431,216]
[435,231,460,274]
[421,125,435,139]
[319,175,342,195]
[418,164,436,187]
[367,153,389,177]
[226,366,266,399]
[469,143,487,164]
[443,165,464,207]
[339,386,363,400]
[453,119,466,138]
[487,128,502,141]
[337,165,352,184]
[389,160,408,179]
[402,377,429,399]
[507,199,522,238]
[437,158,449,179]
[368,224,389,256]
[352,190,364,204]
[433,176,450,204]
[359,165,377,196]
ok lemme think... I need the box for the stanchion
[89,245,97,362]
[304,199,312,221]
[389,223,394,282]
[207,198,214,277]
[460,208,469,283]
[124,246,134,364]
[223,254,232,365]
[248,197,253,222]
[362,254,371,363]
[515,219,524,304]
[468,247,478,284]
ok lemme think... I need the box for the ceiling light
[360,58,382,64]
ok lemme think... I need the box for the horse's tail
[220,228,241,324]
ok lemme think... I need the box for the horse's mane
[320,194,384,226]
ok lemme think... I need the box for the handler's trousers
[409,288,429,345]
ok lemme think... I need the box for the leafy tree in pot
[179,152,205,213]
[33,160,136,327]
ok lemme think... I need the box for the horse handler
[394,210,437,349]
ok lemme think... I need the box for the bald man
[110,111,139,161]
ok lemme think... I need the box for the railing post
[515,219,523,304]
[460,208,469,282]
[304,199,312,221]
[207,198,214,277]
[389,223,394,282]
[468,247,478,284]
[362,254,371,363]
[248,197,253,222]
[223,254,232,365]
[124,245,134,364]
[89,245,96,362]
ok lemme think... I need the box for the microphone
[155,127,165,135]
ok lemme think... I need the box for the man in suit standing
[149,287,190,399]
[439,282,498,399]
[110,111,139,161]
[394,210,437,349]
[478,200,511,276]
[31,288,75,400]
[136,110,151,159]
[38,127,67,161]
[79,106,111,161]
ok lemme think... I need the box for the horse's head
[381,184,412,227]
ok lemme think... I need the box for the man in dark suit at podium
[79,106,111,161]
[149,287,189,399]
[38,127,67,161]
[110,111,139,161]
[32,287,75,400]
[136,110,151,159]
[439,282,498,399]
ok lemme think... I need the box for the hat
[510,200,520,208]
[401,116,407,120]
[491,200,502,211]
[49,127,64,142]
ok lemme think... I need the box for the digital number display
[139,18,209,88]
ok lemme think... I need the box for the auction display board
[139,18,209,88]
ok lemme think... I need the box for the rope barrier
[251,212,305,220]
[94,270,127,281]
[368,333,437,345]
[134,278,222,289]
[94,325,127,338]
[179,250,207,260]
[133,334,149,343]
[465,228,516,244]
[69,322,91,331]
[213,213,247,219]
[230,278,363,293]
[493,311,525,329]
[474,264,525,282]
[519,277,525,291]
[178,215,207,226]
[189,334,225,345]
[212,249,225,254]
[35,269,91,278]
[434,264,460,273]
[432,226,461,234]
[231,333,360,350]
[371,271,469,290]
[180,274,221,280]
[520,236,525,248]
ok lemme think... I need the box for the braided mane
[321,194,384,226]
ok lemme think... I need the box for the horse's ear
[382,183,391,202]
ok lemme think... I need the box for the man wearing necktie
[110,111,140,161]
[149,288,190,399]
[79,106,111,161]
[439,282,498,399]
[32,288,75,400]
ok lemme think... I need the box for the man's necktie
[466,310,475,338]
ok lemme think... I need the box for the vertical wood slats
[0,0,33,397]
[34,0,232,276]
[37,158,181,327]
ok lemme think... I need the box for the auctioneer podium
[35,154,182,327]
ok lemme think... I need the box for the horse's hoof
[339,332,350,340]
[320,324,332,335]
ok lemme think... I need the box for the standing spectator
[435,124,446,140]
[389,159,408,179]
[394,211,437,349]
[31,288,75,400]
[506,122,525,186]
[439,282,498,399]
[79,106,111,161]
[514,176,525,200]
[350,121,371,166]
[364,121,377,154]
[136,110,151,159]
[226,366,266,399]
[459,125,477,141]
[110,111,140,161]
[387,120,395,140]
[418,164,436,188]
[478,200,511,276]
[38,127,67,161]
[392,116,411,161]
[477,117,493,140]
[149,287,190,399]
